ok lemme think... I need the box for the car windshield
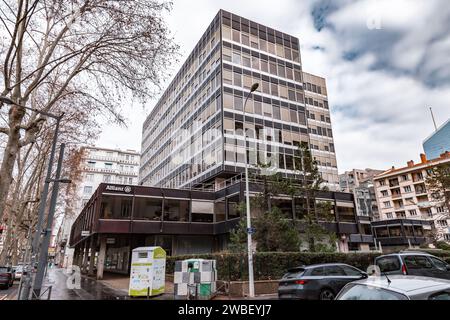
[14,266,23,272]
[338,284,408,300]
[0,267,9,273]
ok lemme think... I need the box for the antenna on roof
[429,107,438,132]
[382,272,392,285]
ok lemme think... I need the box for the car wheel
[319,288,335,300]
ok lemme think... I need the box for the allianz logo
[105,185,132,193]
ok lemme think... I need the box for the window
[103,175,111,182]
[429,257,448,271]
[133,197,162,220]
[429,292,450,300]
[84,186,93,194]
[403,186,412,193]
[409,209,417,216]
[379,180,386,186]
[381,190,389,197]
[86,174,94,182]
[376,256,401,272]
[105,163,112,169]
[310,267,324,276]
[324,266,346,276]
[341,265,364,277]
[437,220,448,227]
[232,52,241,65]
[383,201,391,208]
[404,255,433,269]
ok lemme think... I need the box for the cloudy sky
[96,0,450,173]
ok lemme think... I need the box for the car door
[402,255,434,277]
[427,256,450,280]
[323,266,348,293]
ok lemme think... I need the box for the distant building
[423,118,450,160]
[339,168,383,193]
[339,169,383,220]
[373,152,450,244]
[55,146,140,268]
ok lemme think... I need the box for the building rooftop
[374,151,450,179]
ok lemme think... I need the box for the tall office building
[423,118,450,160]
[139,10,339,190]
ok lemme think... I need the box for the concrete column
[73,247,80,268]
[82,240,90,273]
[88,236,96,276]
[96,235,107,280]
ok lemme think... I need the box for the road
[0,282,19,300]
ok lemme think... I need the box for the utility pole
[32,143,68,298]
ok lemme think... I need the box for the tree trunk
[0,106,25,222]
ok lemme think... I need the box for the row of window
[223,66,304,102]
[222,45,302,82]
[222,24,300,63]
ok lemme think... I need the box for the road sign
[81,231,89,237]
[246,227,256,234]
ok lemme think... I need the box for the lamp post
[0,96,64,299]
[242,83,259,298]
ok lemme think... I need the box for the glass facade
[423,119,450,160]
[139,10,339,190]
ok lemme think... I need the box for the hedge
[166,250,450,281]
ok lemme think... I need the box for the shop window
[134,197,163,221]
[164,199,189,222]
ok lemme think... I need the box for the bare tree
[0,0,178,221]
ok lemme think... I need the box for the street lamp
[0,96,63,300]
[242,83,259,298]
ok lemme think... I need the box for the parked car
[0,266,15,289]
[374,252,450,280]
[13,265,24,280]
[336,275,450,300]
[278,263,368,300]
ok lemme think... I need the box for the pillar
[96,235,107,280]
[82,240,90,273]
[88,236,96,276]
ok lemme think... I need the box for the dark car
[375,252,450,280]
[0,266,15,289]
[278,263,368,300]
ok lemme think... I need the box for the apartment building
[423,118,450,161]
[374,152,450,243]
[339,168,383,220]
[55,146,140,267]
[139,9,339,190]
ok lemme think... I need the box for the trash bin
[174,259,217,300]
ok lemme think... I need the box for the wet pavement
[1,282,19,300]
[43,268,128,300]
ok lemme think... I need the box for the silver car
[336,275,450,300]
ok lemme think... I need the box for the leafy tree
[426,162,450,216]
